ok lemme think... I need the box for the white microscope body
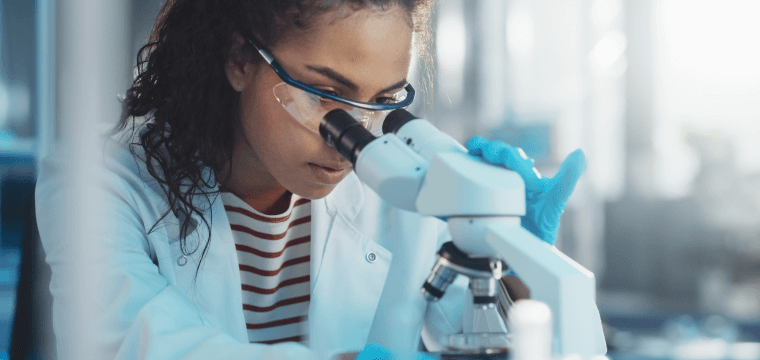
[319,109,607,358]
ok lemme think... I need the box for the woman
[36,0,595,359]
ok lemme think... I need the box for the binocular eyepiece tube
[319,108,419,165]
[319,109,377,165]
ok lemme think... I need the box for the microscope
[319,109,607,359]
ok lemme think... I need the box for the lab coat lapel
[163,189,249,343]
[310,172,364,290]
[309,172,394,356]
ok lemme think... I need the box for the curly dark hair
[115,0,436,276]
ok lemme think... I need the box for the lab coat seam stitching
[309,208,335,296]
[112,174,158,261]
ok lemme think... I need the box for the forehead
[273,6,414,88]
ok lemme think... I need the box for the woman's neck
[218,148,293,216]
[236,187,293,215]
[220,174,293,215]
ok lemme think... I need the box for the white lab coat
[35,128,467,360]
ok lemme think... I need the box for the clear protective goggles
[273,82,410,137]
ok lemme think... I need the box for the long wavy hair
[115,0,436,276]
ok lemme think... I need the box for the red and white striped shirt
[220,191,312,345]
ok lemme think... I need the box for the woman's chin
[290,181,342,200]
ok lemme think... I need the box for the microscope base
[441,332,509,352]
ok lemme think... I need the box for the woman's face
[226,6,413,200]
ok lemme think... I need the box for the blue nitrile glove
[356,344,438,360]
[466,136,586,246]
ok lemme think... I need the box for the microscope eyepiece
[320,109,377,165]
[382,108,418,135]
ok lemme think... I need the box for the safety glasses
[246,36,415,135]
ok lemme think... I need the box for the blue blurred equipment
[356,344,438,360]
[466,136,586,246]
[356,344,393,360]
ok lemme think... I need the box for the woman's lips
[309,163,349,185]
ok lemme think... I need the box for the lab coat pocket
[309,213,393,355]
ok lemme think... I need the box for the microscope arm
[485,224,607,357]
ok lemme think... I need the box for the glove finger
[467,137,544,192]
[482,142,543,192]
[547,149,586,210]
[356,344,393,360]
[480,140,508,164]
[465,136,490,155]
[416,353,440,360]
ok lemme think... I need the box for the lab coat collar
[323,170,364,222]
[308,169,365,297]
[175,166,364,238]
[200,167,364,223]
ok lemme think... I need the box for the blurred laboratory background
[1,0,759,359]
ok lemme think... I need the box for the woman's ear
[226,33,253,93]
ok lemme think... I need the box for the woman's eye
[375,96,398,105]
[317,90,339,104]
[318,89,339,98]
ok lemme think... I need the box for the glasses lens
[273,82,398,136]
[273,83,324,131]
[344,108,390,136]
[387,87,409,104]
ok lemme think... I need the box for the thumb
[465,136,490,155]
[547,149,586,210]
[356,344,393,360]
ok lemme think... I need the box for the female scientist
[35,0,588,359]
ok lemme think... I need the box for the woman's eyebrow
[306,65,408,95]
[306,65,358,91]
[377,79,408,94]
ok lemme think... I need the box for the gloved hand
[466,136,586,245]
[355,344,438,360]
